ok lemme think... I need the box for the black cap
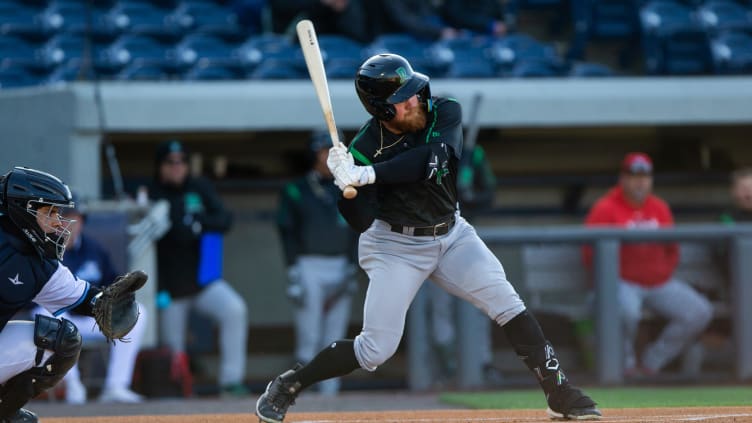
[155,139,189,165]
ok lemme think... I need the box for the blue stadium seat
[710,30,752,73]
[325,57,360,79]
[115,59,172,80]
[568,61,616,76]
[0,3,49,39]
[367,33,448,77]
[173,33,261,73]
[489,33,564,76]
[640,0,713,74]
[39,32,116,67]
[697,0,752,33]
[247,58,306,79]
[510,60,563,77]
[240,33,304,74]
[171,2,245,40]
[0,64,41,88]
[432,36,498,78]
[0,34,55,71]
[568,0,641,61]
[99,33,177,72]
[46,58,120,83]
[104,2,183,39]
[316,34,365,62]
[183,60,245,80]
[39,1,116,35]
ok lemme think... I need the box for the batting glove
[327,143,352,172]
[333,162,375,188]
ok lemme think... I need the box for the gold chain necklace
[375,123,405,157]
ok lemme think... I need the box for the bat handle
[343,186,358,199]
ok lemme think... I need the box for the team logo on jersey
[8,273,23,285]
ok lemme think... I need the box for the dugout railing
[407,223,752,389]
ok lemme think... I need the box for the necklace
[375,123,405,157]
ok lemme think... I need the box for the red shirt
[583,186,678,287]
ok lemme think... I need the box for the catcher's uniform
[0,219,88,384]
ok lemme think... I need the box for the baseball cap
[155,139,189,165]
[622,152,653,174]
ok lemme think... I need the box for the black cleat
[546,385,602,420]
[1,408,38,423]
[255,365,303,423]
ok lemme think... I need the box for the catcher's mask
[355,53,432,122]
[0,166,75,260]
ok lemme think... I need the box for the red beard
[391,102,427,133]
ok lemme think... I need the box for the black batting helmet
[0,166,75,260]
[355,53,432,121]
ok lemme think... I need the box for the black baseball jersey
[347,97,463,228]
[277,171,358,266]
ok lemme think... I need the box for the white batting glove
[334,162,375,188]
[326,143,352,173]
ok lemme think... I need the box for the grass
[440,386,752,409]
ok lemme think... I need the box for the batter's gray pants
[160,280,248,386]
[354,214,526,371]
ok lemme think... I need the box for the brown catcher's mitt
[93,270,148,342]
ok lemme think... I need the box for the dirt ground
[42,406,752,423]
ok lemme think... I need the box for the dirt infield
[43,406,752,422]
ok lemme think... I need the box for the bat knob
[343,186,358,199]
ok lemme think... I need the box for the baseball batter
[0,167,145,423]
[255,54,601,422]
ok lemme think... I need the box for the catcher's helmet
[0,166,75,260]
[355,53,432,121]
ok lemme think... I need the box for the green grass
[440,386,752,409]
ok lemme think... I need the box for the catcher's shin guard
[516,342,601,420]
[255,364,303,423]
[0,316,81,419]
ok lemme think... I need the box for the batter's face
[620,172,653,205]
[160,152,189,186]
[388,94,427,133]
[732,175,752,211]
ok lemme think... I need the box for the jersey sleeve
[33,262,91,317]
[430,98,463,159]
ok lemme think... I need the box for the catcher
[0,167,147,423]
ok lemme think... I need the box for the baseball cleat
[1,408,38,423]
[546,385,601,420]
[255,365,303,423]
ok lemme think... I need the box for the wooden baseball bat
[296,19,357,200]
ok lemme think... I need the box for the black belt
[390,216,456,236]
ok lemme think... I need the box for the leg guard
[0,316,81,419]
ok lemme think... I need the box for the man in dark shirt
[149,140,249,397]
[255,54,601,423]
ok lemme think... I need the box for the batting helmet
[0,166,75,260]
[355,53,432,121]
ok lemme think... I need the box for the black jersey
[348,97,463,227]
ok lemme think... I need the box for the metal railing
[407,223,752,388]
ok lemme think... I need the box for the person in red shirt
[583,152,712,377]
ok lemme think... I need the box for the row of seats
[569,0,752,74]
[0,31,618,88]
[0,0,245,42]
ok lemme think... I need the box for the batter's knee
[354,330,401,371]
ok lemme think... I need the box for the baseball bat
[296,19,357,200]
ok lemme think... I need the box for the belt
[390,216,456,237]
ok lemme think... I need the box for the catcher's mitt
[93,270,148,342]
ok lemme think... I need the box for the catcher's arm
[89,270,148,342]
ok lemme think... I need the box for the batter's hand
[327,143,352,172]
[333,162,375,188]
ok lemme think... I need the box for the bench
[520,241,731,375]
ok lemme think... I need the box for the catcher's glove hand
[93,270,148,342]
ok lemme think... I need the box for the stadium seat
[489,33,564,76]
[324,58,360,79]
[710,30,752,74]
[568,61,616,76]
[174,33,260,70]
[366,33,449,77]
[432,36,497,78]
[0,3,49,39]
[46,58,120,83]
[567,0,641,62]
[0,64,41,88]
[316,34,365,62]
[116,59,172,80]
[104,2,183,39]
[0,34,54,71]
[183,60,245,80]
[99,33,177,72]
[510,60,563,77]
[240,33,304,75]
[640,0,713,74]
[39,1,116,36]
[171,2,245,40]
[697,0,752,33]
[247,58,306,79]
